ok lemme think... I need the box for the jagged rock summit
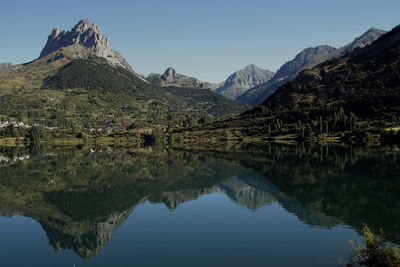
[148,67,218,89]
[40,18,134,72]
[161,67,180,83]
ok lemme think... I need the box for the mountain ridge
[262,25,400,110]
[0,19,249,128]
[174,24,400,143]
[215,64,275,100]
[147,66,218,89]
[237,27,387,106]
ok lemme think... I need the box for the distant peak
[80,18,90,24]
[244,64,258,70]
[360,27,387,37]
[72,18,99,33]
[75,18,93,27]
[164,67,176,76]
[239,64,274,75]
[160,67,179,82]
[366,27,386,33]
[38,19,135,73]
[51,27,61,36]
[40,19,109,59]
[345,27,388,52]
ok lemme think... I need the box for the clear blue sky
[1,0,399,82]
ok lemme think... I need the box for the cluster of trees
[0,58,247,130]
[260,106,361,137]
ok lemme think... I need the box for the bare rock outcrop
[148,67,217,89]
[40,19,134,72]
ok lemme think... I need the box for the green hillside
[0,47,248,129]
[172,25,400,144]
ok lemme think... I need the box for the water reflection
[0,144,399,259]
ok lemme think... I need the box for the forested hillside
[172,25,400,144]
[0,50,248,129]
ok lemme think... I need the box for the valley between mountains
[0,19,399,146]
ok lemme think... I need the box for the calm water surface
[0,144,399,266]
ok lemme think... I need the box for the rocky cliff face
[215,64,275,100]
[238,28,387,106]
[147,67,217,89]
[39,19,134,72]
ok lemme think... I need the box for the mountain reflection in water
[0,144,399,260]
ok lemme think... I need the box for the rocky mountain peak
[73,18,96,31]
[244,64,257,70]
[162,67,177,80]
[341,27,388,55]
[215,64,275,99]
[367,27,386,34]
[147,67,215,89]
[39,19,134,72]
[165,66,175,72]
[51,27,61,36]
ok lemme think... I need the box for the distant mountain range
[0,18,394,133]
[144,27,386,105]
[238,28,387,105]
[0,19,248,128]
[175,24,400,142]
[146,64,275,100]
[262,26,399,112]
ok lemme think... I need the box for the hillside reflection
[0,144,399,259]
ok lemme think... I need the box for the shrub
[344,224,400,267]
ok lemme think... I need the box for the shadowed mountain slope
[238,28,387,105]
[173,25,399,143]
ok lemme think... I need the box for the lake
[0,144,399,266]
